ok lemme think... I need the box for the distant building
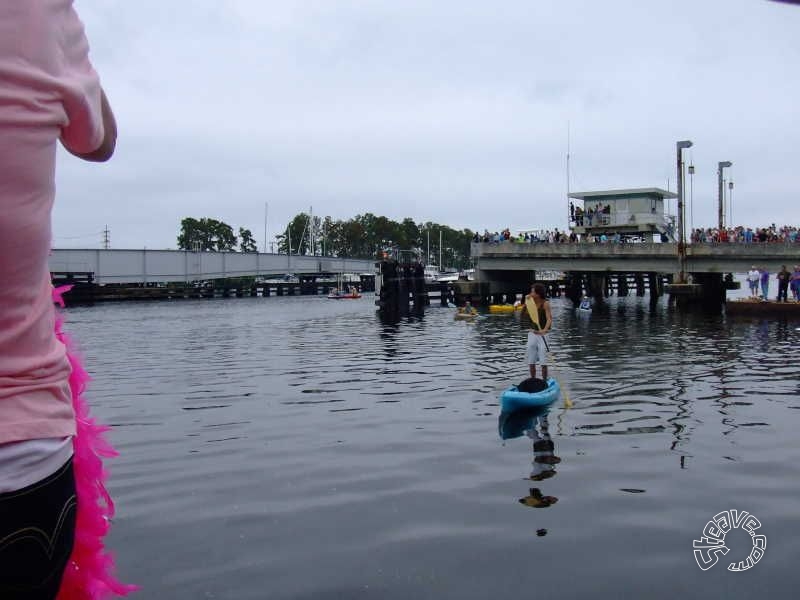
[569,187,677,241]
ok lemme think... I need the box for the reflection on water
[500,408,561,509]
[61,294,800,599]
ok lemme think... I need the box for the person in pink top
[0,2,122,598]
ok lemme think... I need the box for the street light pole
[717,161,732,230]
[728,180,734,226]
[688,164,695,234]
[676,140,693,284]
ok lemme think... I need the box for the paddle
[525,296,573,408]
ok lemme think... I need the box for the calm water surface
[64,292,800,599]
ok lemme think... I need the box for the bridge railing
[472,242,678,258]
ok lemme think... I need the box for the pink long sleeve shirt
[0,0,104,444]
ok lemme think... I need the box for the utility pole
[102,225,110,249]
[264,202,269,254]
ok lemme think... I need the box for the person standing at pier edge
[792,266,800,302]
[0,2,132,599]
[760,267,770,300]
[747,266,760,298]
[521,284,553,380]
[777,266,790,302]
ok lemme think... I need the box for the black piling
[617,274,629,297]
[635,273,645,297]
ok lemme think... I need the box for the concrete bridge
[49,248,375,285]
[472,242,800,274]
[470,241,800,306]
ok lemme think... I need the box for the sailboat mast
[566,121,571,224]
[427,229,430,265]
[439,229,442,271]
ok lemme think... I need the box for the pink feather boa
[52,285,138,599]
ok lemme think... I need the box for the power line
[52,230,105,240]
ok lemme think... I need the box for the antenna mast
[566,121,570,218]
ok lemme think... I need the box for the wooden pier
[53,273,376,304]
[725,298,800,317]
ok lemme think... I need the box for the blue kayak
[500,378,561,412]
[498,406,549,440]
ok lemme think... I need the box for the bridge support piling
[618,274,629,297]
[648,272,662,306]
[698,273,725,308]
[589,273,605,305]
[564,272,583,306]
[411,264,427,308]
[439,283,449,307]
[635,273,645,296]
[377,260,425,319]
[667,273,725,313]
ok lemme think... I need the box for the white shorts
[526,331,549,365]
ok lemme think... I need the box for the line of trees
[177,218,257,252]
[176,213,474,269]
[276,212,475,269]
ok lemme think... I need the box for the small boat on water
[327,287,362,299]
[575,297,592,316]
[489,304,523,314]
[500,378,561,412]
[454,311,478,320]
[498,406,549,440]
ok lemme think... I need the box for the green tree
[272,213,473,265]
[207,219,237,251]
[275,213,311,255]
[177,217,237,251]
[398,218,420,250]
[177,217,206,251]
[178,217,236,252]
[320,216,335,256]
[239,227,257,252]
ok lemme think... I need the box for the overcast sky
[53,0,799,250]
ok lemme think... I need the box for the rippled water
[63,293,800,599]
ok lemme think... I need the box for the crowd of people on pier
[473,223,799,246]
[690,224,799,244]
[746,265,800,302]
[473,229,651,245]
[474,229,578,244]
[570,202,611,227]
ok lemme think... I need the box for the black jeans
[778,283,788,302]
[0,458,77,600]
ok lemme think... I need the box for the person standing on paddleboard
[521,283,552,381]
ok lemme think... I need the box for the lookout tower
[568,187,678,242]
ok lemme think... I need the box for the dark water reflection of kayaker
[498,408,561,509]
[528,411,561,482]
